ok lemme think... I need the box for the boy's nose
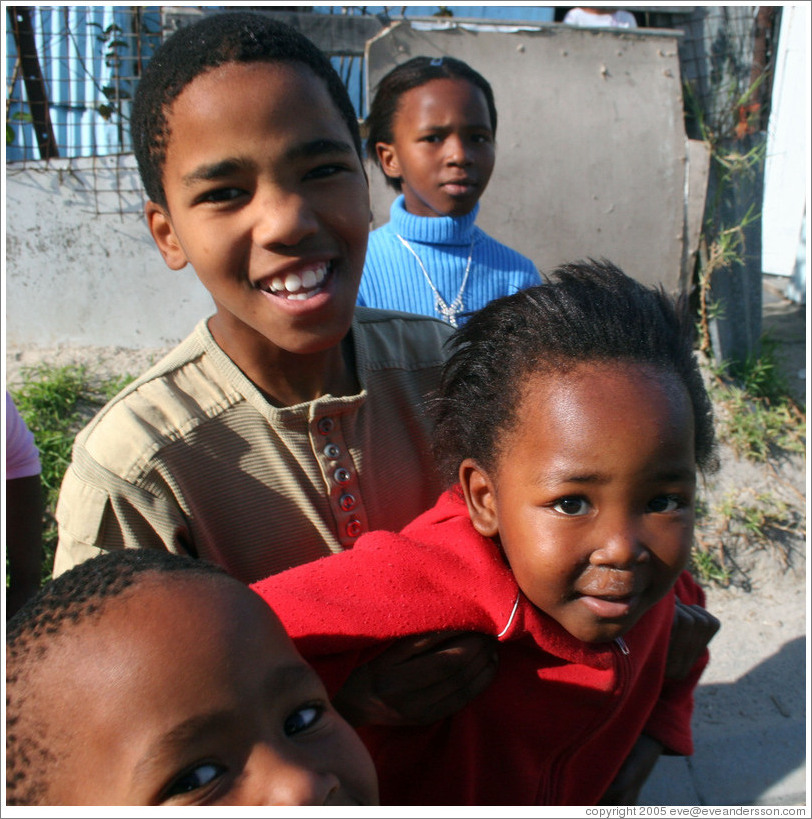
[248,746,341,806]
[254,192,319,248]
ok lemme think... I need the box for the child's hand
[332,631,499,727]
[598,733,664,805]
[665,598,721,679]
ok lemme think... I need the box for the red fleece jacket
[252,488,708,806]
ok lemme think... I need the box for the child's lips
[441,178,477,196]
[576,573,642,619]
[578,593,638,620]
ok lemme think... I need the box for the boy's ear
[375,142,402,182]
[459,458,500,538]
[145,202,188,271]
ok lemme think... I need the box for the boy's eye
[304,164,344,180]
[198,187,244,204]
[419,134,442,143]
[163,762,225,799]
[284,703,325,736]
[553,497,590,516]
[470,132,493,144]
[647,494,685,513]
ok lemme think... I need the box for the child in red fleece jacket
[253,259,720,805]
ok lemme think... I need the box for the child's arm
[641,572,719,755]
[665,597,721,680]
[5,473,44,617]
[253,499,517,713]
[331,630,499,727]
[598,734,665,805]
[53,462,189,576]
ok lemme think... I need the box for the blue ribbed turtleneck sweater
[358,196,540,325]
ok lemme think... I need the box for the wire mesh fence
[6,5,161,162]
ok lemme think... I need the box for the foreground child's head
[433,259,718,644]
[6,550,379,806]
[130,12,370,367]
[366,55,497,217]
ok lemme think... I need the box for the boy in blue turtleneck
[359,56,540,327]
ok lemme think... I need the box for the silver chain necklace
[395,233,475,327]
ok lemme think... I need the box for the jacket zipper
[538,637,633,803]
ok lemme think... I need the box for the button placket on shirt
[313,413,365,546]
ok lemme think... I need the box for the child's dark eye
[304,164,346,180]
[163,762,225,799]
[284,703,325,736]
[553,497,590,516]
[198,187,244,204]
[647,494,685,513]
[470,132,493,144]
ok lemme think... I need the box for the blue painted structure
[6,5,553,162]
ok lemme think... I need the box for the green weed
[727,336,791,400]
[693,487,804,588]
[690,546,731,586]
[709,338,805,462]
[718,490,799,548]
[691,496,732,585]
[8,364,134,584]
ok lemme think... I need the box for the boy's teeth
[264,264,327,296]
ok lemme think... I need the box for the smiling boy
[54,14,436,578]
[52,12,497,729]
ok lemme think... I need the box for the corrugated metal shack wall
[6,5,162,162]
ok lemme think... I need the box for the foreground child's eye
[553,497,590,516]
[284,703,325,736]
[164,762,225,799]
[647,494,685,513]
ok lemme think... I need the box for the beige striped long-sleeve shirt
[54,308,454,584]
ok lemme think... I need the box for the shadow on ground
[640,635,807,806]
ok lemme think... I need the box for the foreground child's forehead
[116,570,275,628]
[506,361,694,443]
[56,570,289,656]
[40,570,303,711]
[162,60,360,172]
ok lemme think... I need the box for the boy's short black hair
[5,550,228,806]
[365,55,498,192]
[130,11,363,207]
[432,258,718,484]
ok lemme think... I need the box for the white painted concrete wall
[761,4,808,284]
[5,154,214,348]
